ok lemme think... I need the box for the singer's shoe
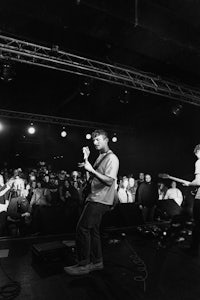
[64,263,91,275]
[64,261,104,275]
[90,261,104,271]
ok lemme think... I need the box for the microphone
[83,146,90,161]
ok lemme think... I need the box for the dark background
[0,0,200,178]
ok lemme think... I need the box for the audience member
[137,173,158,222]
[128,175,137,202]
[118,176,133,203]
[164,180,183,206]
[158,182,168,200]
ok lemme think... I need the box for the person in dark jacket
[137,174,158,222]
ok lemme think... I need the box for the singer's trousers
[75,201,110,266]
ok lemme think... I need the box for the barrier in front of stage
[156,199,181,218]
[102,203,144,229]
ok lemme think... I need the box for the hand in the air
[6,178,15,188]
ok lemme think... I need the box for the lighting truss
[0,34,200,105]
[0,108,130,132]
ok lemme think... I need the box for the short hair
[194,144,200,154]
[92,129,108,140]
[36,180,45,188]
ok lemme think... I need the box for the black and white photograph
[0,1,200,299]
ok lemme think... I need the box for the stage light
[112,134,118,143]
[86,133,91,140]
[28,124,36,135]
[172,104,182,116]
[112,137,117,142]
[0,61,15,82]
[119,89,130,104]
[79,78,93,96]
[51,45,59,53]
[61,127,67,137]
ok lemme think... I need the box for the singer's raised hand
[83,146,90,161]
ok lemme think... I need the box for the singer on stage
[64,129,119,275]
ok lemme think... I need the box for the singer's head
[92,129,108,141]
[92,129,109,152]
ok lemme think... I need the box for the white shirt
[195,159,200,199]
[0,174,4,187]
[13,177,25,196]
[164,188,183,206]
[118,188,133,203]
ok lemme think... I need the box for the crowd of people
[117,173,184,222]
[0,165,85,236]
[0,163,186,237]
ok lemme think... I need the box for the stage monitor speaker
[118,203,144,226]
[102,203,144,228]
[156,200,181,217]
[32,241,68,263]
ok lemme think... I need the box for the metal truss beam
[0,109,130,133]
[0,34,200,106]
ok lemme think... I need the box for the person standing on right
[183,144,200,256]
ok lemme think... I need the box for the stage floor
[0,230,200,300]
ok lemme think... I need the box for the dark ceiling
[0,0,200,173]
[0,0,200,127]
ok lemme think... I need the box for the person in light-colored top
[158,182,168,200]
[164,181,183,206]
[64,129,119,276]
[128,176,137,202]
[0,174,4,187]
[183,144,200,255]
[30,181,51,211]
[118,176,133,203]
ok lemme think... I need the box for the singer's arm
[91,168,114,186]
[78,160,114,186]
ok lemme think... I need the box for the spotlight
[119,89,130,104]
[86,133,91,140]
[79,78,93,96]
[51,45,59,53]
[61,128,67,137]
[112,134,118,143]
[28,124,36,135]
[172,104,182,116]
[0,61,15,82]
